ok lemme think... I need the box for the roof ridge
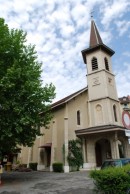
[51,87,87,108]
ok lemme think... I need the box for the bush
[19,164,27,168]
[13,163,31,172]
[52,162,63,172]
[90,165,130,194]
[29,162,38,171]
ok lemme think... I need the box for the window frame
[77,110,81,125]
[104,57,109,71]
[92,57,98,71]
[113,104,117,122]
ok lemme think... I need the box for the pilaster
[50,120,57,171]
[110,132,120,159]
[82,138,87,163]
[64,117,69,173]
[37,132,45,171]
[27,147,31,168]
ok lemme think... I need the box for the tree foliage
[67,139,83,171]
[0,18,55,155]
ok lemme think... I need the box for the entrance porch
[76,124,130,169]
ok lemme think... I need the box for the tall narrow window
[77,110,80,125]
[104,57,109,71]
[113,105,117,122]
[92,57,98,71]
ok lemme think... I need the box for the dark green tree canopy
[0,18,55,155]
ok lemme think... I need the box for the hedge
[90,165,130,194]
[52,162,63,172]
[29,162,38,171]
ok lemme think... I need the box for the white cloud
[123,52,130,57]
[116,20,130,36]
[101,0,130,28]
[115,62,130,97]
[71,3,87,21]
[0,0,130,102]
[60,24,75,38]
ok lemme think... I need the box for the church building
[18,20,130,172]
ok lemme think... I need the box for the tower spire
[81,19,115,64]
[89,19,103,48]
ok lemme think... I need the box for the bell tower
[81,20,122,127]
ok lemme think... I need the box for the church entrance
[39,143,51,168]
[95,139,111,167]
[45,147,51,167]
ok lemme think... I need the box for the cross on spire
[90,11,94,19]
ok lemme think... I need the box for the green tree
[0,18,55,156]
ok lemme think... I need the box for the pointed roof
[81,19,115,64]
[89,20,103,47]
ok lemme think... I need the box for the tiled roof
[75,124,125,136]
[119,96,130,104]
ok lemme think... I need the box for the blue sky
[0,0,130,102]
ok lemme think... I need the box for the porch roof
[38,143,52,148]
[75,124,125,136]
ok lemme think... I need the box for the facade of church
[18,20,130,172]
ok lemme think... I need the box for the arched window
[92,57,98,71]
[77,110,80,125]
[113,105,117,122]
[95,104,103,124]
[104,57,109,71]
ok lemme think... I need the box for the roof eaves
[81,44,115,64]
[65,87,87,103]
[75,124,125,135]
[51,87,88,109]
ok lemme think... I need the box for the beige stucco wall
[18,89,128,169]
[67,91,89,140]
[48,90,89,163]
[31,138,39,162]
[18,146,29,164]
[87,70,118,101]
[89,98,122,127]
[18,138,40,165]
[52,107,65,162]
[35,90,89,165]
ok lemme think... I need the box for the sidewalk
[0,171,94,194]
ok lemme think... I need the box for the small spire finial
[89,14,103,47]
[90,11,94,19]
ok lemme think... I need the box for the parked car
[101,158,130,169]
